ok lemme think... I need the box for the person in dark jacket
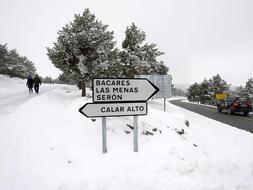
[26,75,34,94]
[33,74,41,93]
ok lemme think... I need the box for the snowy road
[170,100,253,133]
[0,85,55,114]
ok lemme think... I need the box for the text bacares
[96,80,130,86]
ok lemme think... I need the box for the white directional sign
[79,102,147,118]
[79,78,160,153]
[93,78,159,102]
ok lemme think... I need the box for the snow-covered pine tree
[47,8,116,87]
[102,48,123,78]
[10,52,24,78]
[57,73,69,84]
[120,23,168,78]
[0,44,36,78]
[21,56,36,78]
[0,43,9,75]
[235,85,248,97]
[245,78,253,96]
[187,82,201,102]
[209,74,229,94]
[199,79,212,104]
[6,50,36,78]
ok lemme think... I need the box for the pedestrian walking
[26,75,34,94]
[34,74,41,93]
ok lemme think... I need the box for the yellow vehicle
[215,93,228,101]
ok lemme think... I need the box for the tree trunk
[81,82,86,97]
[77,80,82,89]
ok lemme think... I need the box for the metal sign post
[102,117,107,153]
[133,115,138,152]
[164,98,166,112]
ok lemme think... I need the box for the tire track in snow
[0,86,55,114]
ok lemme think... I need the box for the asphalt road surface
[170,100,253,133]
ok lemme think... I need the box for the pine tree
[235,85,248,97]
[187,82,201,102]
[209,74,229,94]
[245,78,253,96]
[0,44,8,75]
[0,44,36,78]
[120,23,168,78]
[199,79,212,104]
[6,50,36,78]
[22,57,36,78]
[47,8,116,83]
[57,73,76,84]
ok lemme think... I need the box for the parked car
[217,96,252,116]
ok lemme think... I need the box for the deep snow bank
[0,74,26,96]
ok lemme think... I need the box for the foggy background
[0,0,252,86]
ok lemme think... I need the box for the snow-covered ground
[0,75,253,190]
[0,75,27,96]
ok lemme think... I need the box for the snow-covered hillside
[0,75,253,190]
[0,75,26,96]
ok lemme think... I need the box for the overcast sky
[1,0,253,86]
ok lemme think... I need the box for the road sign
[135,75,172,98]
[135,75,172,111]
[79,78,159,153]
[79,102,147,118]
[93,78,159,102]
